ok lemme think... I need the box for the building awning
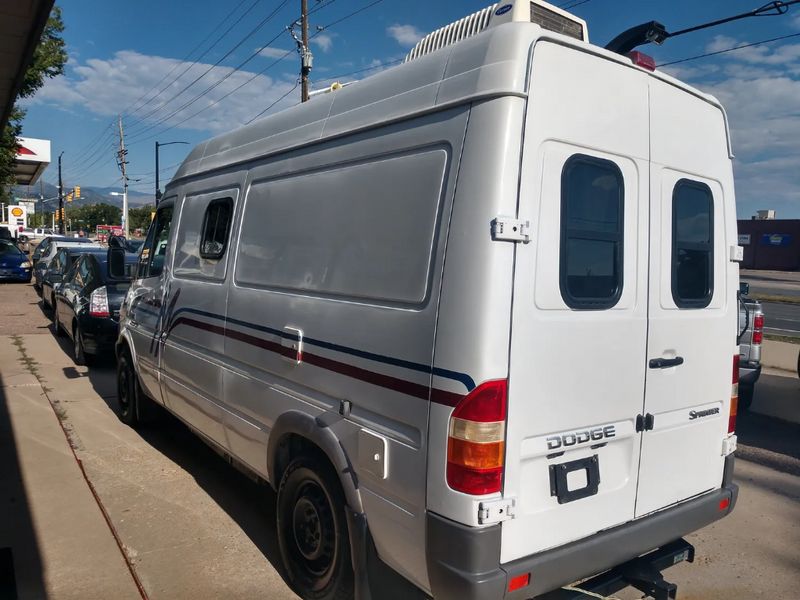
[14,136,50,185]
[0,0,55,132]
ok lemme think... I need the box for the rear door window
[672,180,713,308]
[560,155,624,309]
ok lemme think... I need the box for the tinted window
[200,198,233,259]
[141,206,174,279]
[672,180,713,308]
[560,155,624,309]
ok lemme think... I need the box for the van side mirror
[739,282,750,296]
[108,247,128,280]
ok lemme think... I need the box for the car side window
[78,257,93,288]
[199,198,234,259]
[559,154,624,310]
[672,179,713,308]
[141,205,174,279]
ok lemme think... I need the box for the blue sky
[18,0,800,217]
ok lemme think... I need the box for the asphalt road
[761,301,800,338]
[2,281,799,599]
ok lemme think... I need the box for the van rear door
[635,79,734,517]
[502,43,650,563]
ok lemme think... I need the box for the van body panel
[426,97,525,527]
[636,80,737,517]
[214,108,470,592]
[502,42,650,563]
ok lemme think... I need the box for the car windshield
[0,241,23,256]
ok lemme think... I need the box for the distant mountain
[10,182,153,210]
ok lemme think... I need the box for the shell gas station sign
[3,204,28,231]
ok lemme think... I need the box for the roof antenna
[606,0,800,54]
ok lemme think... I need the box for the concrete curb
[760,339,799,373]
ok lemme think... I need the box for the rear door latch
[491,217,531,243]
[478,497,516,524]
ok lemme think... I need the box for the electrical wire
[659,31,800,66]
[123,0,259,120]
[127,0,388,144]
[124,0,293,134]
[245,81,300,124]
[558,0,593,9]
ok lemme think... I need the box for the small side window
[142,205,174,279]
[559,155,625,310]
[199,198,233,259]
[672,180,713,308]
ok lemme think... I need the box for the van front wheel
[117,351,141,427]
[277,457,354,600]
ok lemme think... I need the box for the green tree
[0,7,67,201]
[128,205,155,231]
[66,203,121,232]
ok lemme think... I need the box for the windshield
[0,241,23,257]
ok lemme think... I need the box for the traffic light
[74,186,80,198]
[66,192,73,202]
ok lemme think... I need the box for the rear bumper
[739,362,761,387]
[79,315,120,355]
[426,455,738,600]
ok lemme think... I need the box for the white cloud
[26,50,297,135]
[258,47,292,59]
[311,34,333,53]
[705,34,800,66]
[387,24,425,47]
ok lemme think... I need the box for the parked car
[54,249,137,366]
[32,236,100,291]
[114,4,740,599]
[41,247,104,311]
[0,239,33,282]
[0,226,13,241]
[738,283,763,411]
[20,228,54,240]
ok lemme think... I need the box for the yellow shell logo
[10,207,23,217]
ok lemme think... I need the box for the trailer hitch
[620,560,678,600]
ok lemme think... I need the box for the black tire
[277,457,354,600]
[52,305,64,337]
[739,383,754,412]
[117,351,141,427]
[72,325,93,367]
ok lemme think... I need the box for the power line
[558,0,592,9]
[124,0,293,134]
[122,0,257,118]
[245,81,300,124]
[659,31,800,66]
[128,0,386,144]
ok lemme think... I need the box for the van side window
[672,180,713,308]
[199,198,233,259]
[560,155,624,309]
[141,206,174,279]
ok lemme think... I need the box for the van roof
[171,23,729,186]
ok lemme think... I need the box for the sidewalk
[0,337,142,600]
[750,340,799,425]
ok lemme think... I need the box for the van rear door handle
[649,357,684,369]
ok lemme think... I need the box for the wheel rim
[288,479,337,581]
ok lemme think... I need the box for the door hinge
[636,413,655,433]
[478,497,516,524]
[491,217,530,243]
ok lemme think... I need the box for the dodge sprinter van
[115,1,741,598]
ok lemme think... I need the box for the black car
[53,250,137,365]
[41,246,98,311]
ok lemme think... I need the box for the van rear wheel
[117,351,141,427]
[277,457,354,600]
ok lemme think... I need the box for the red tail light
[89,286,110,318]
[627,50,656,71]
[446,379,507,495]
[752,314,764,345]
[729,355,739,434]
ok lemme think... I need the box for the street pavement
[761,301,800,338]
[741,268,800,299]
[1,281,799,599]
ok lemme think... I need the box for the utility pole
[290,1,313,102]
[301,0,310,102]
[57,151,64,234]
[117,115,129,239]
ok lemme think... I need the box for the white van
[115,2,740,598]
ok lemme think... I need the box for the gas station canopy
[14,136,50,185]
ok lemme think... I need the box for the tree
[0,7,67,201]
[128,205,155,231]
[66,203,121,232]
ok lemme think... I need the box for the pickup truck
[738,283,763,411]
